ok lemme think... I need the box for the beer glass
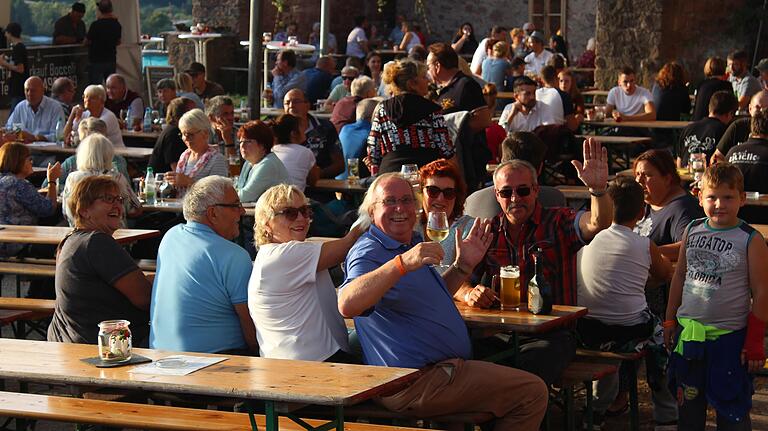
[499,265,521,310]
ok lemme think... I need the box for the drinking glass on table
[499,265,521,311]
[347,157,359,185]
[155,173,170,203]
[426,211,451,270]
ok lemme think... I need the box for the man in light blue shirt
[6,76,65,142]
[150,176,257,354]
[338,174,547,429]
[271,50,306,109]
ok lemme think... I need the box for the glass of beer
[499,265,521,310]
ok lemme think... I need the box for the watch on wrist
[589,187,607,197]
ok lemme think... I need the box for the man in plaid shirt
[465,138,613,384]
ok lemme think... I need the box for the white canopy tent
[114,0,144,101]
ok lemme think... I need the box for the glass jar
[97,320,132,362]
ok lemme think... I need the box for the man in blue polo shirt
[339,173,547,430]
[150,176,257,354]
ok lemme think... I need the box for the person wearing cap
[323,66,360,111]
[272,51,307,109]
[153,78,178,119]
[728,50,762,112]
[53,2,86,45]
[185,62,225,103]
[757,58,768,91]
[523,31,553,77]
[86,0,121,85]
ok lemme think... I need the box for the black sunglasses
[424,185,457,199]
[496,186,532,199]
[275,205,313,221]
[342,76,355,81]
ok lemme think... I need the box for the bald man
[6,76,66,143]
[712,90,768,163]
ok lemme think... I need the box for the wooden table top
[307,179,368,194]
[754,225,768,238]
[456,303,588,333]
[26,143,153,160]
[584,119,691,129]
[575,134,652,145]
[0,225,159,245]
[0,297,55,312]
[121,130,161,140]
[581,89,608,97]
[142,199,256,216]
[0,339,419,406]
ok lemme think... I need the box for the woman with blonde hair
[248,183,364,362]
[62,133,141,226]
[367,59,453,173]
[174,72,205,109]
[481,41,512,93]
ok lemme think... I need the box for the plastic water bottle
[142,108,152,133]
[124,107,132,130]
[55,117,65,146]
[144,167,156,205]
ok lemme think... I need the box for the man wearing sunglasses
[338,173,548,429]
[467,137,612,386]
[150,176,258,355]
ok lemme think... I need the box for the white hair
[357,172,412,225]
[182,175,234,222]
[356,97,382,121]
[76,133,114,172]
[77,117,108,141]
[179,108,212,134]
[351,76,376,97]
[83,84,106,101]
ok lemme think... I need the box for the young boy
[665,163,768,429]
[577,177,674,426]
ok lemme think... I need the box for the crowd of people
[2,5,768,430]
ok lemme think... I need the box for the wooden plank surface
[0,339,420,406]
[581,90,608,97]
[754,225,768,239]
[456,303,587,333]
[583,119,691,129]
[0,391,426,431]
[259,107,331,120]
[0,262,56,277]
[0,225,160,245]
[27,144,153,160]
[121,130,161,140]
[307,179,368,194]
[0,298,56,312]
[575,135,652,145]
[142,199,256,217]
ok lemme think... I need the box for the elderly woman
[63,84,124,147]
[148,97,196,173]
[48,175,152,345]
[62,134,141,226]
[164,108,228,193]
[248,184,363,362]
[174,72,205,110]
[43,117,131,190]
[236,120,289,203]
[0,143,61,257]
[418,160,473,272]
[366,59,454,174]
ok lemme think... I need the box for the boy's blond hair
[701,163,744,194]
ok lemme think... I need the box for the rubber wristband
[394,254,407,276]
[662,319,676,328]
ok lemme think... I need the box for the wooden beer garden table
[0,225,159,245]
[26,143,153,161]
[583,119,691,129]
[306,179,367,195]
[142,198,256,217]
[0,339,420,431]
[258,107,331,121]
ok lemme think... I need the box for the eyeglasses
[238,139,259,146]
[98,194,125,204]
[496,186,532,199]
[214,201,244,210]
[274,205,313,221]
[378,196,417,207]
[424,185,457,199]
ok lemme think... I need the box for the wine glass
[426,211,450,270]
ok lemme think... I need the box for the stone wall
[566,0,597,62]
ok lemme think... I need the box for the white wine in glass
[427,211,450,269]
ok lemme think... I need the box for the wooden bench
[576,349,648,431]
[0,298,55,339]
[0,262,155,297]
[558,358,620,431]
[0,391,432,431]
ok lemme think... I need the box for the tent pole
[248,0,263,118]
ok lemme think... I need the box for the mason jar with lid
[97,320,132,362]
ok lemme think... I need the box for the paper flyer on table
[130,355,227,376]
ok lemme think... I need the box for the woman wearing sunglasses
[48,175,152,346]
[248,184,364,362]
[236,120,289,203]
[418,159,473,273]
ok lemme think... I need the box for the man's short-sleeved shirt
[536,87,574,126]
[435,71,486,115]
[717,117,751,157]
[471,204,586,306]
[346,27,367,58]
[150,222,252,353]
[340,225,472,369]
[607,86,653,116]
[524,50,554,76]
[678,117,728,165]
[304,114,342,170]
[53,14,86,43]
[729,74,762,102]
[498,102,543,133]
[726,137,768,194]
